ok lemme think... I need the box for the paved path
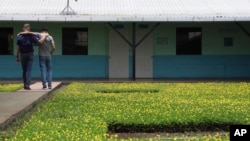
[0,82,62,129]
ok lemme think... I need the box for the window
[176,28,202,55]
[62,28,88,55]
[224,37,233,47]
[0,28,13,55]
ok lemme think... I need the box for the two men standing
[16,23,55,90]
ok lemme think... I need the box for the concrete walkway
[0,82,62,129]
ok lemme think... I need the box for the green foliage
[0,84,23,92]
[4,82,250,140]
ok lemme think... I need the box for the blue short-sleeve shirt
[17,34,39,53]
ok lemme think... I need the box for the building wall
[0,21,250,79]
[153,22,250,78]
[153,22,250,55]
[0,22,109,79]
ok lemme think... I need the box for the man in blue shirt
[16,23,48,90]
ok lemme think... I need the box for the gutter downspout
[132,23,136,80]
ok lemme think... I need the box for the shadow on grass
[107,122,238,133]
[96,89,160,93]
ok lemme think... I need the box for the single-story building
[0,0,250,80]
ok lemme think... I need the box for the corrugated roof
[0,0,250,22]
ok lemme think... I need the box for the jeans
[39,56,52,88]
[20,53,34,88]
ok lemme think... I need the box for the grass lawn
[0,84,23,92]
[2,82,250,140]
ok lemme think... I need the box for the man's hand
[16,56,20,62]
[41,32,49,37]
[50,48,55,54]
[38,33,49,44]
[16,46,20,63]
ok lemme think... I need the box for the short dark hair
[23,23,30,28]
[41,27,49,32]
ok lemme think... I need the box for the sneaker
[42,86,47,89]
[24,87,31,90]
[48,86,52,89]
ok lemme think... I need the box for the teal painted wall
[202,22,250,55]
[52,55,108,78]
[0,55,108,79]
[47,22,108,55]
[153,22,250,55]
[153,55,250,78]
[1,21,250,79]
[0,22,109,79]
[2,21,250,57]
[153,23,176,55]
[0,22,108,55]
[152,22,250,78]
[88,23,109,55]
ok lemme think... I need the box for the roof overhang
[1,0,250,22]
[1,15,250,22]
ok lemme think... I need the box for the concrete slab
[0,81,62,129]
[18,81,62,92]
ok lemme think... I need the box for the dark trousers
[20,53,33,88]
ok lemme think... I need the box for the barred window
[62,28,88,55]
[176,28,202,55]
[0,28,13,55]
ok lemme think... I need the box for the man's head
[41,27,49,33]
[23,23,31,31]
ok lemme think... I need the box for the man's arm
[38,33,49,44]
[50,36,56,54]
[51,43,56,54]
[16,45,20,62]
[18,32,37,36]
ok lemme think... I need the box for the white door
[109,30,129,78]
[136,29,153,78]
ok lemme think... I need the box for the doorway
[136,29,153,78]
[108,29,129,78]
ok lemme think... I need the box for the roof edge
[1,15,250,22]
